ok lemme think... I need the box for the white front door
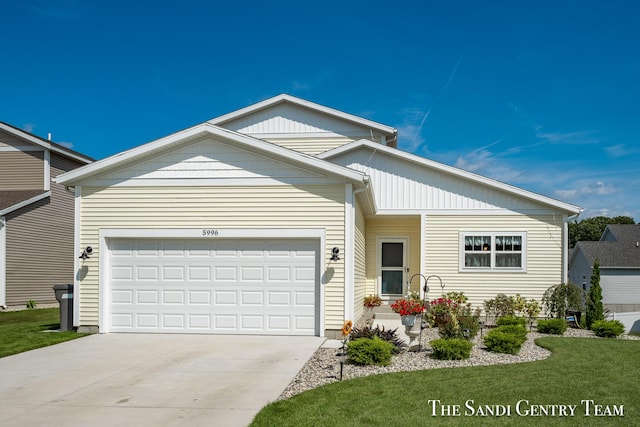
[378,238,407,299]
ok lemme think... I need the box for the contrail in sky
[413,53,465,143]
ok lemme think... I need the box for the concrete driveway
[0,334,325,427]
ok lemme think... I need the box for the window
[461,233,525,271]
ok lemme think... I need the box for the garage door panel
[108,238,318,335]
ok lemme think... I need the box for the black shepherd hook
[409,274,446,352]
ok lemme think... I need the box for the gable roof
[319,139,582,214]
[54,122,369,186]
[208,94,397,143]
[574,224,640,268]
[0,121,93,164]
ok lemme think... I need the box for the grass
[0,308,87,358]
[252,337,639,426]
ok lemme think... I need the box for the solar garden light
[479,320,485,338]
[463,328,470,340]
[336,346,347,381]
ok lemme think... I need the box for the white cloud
[605,144,636,158]
[22,123,35,133]
[555,181,620,199]
[535,129,600,145]
[57,141,74,149]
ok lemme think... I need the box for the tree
[586,260,604,328]
[568,215,635,248]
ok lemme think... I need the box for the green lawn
[252,337,639,426]
[0,308,87,358]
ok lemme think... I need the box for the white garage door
[107,238,318,335]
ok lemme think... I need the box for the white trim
[44,150,50,191]
[320,139,582,215]
[420,214,426,299]
[208,94,397,136]
[0,191,51,216]
[85,177,349,188]
[98,228,326,335]
[55,123,368,186]
[73,186,81,327]
[0,122,92,164]
[376,237,409,299]
[373,208,567,216]
[0,216,6,307]
[459,232,528,272]
[562,214,569,283]
[344,184,354,322]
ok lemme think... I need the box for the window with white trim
[461,233,526,271]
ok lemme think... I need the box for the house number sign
[202,229,220,236]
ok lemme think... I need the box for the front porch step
[373,311,401,320]
[369,305,400,320]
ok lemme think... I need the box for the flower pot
[404,319,422,349]
[401,314,417,326]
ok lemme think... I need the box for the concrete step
[373,311,400,320]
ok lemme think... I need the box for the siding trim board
[0,216,5,307]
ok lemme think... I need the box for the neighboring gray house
[569,224,640,313]
[0,122,93,308]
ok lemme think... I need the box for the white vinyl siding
[83,137,330,187]
[425,214,563,310]
[77,185,346,331]
[329,148,547,212]
[262,138,357,156]
[353,200,367,323]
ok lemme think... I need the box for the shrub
[430,338,473,360]
[591,320,625,338]
[586,261,605,328]
[347,337,394,366]
[436,302,480,341]
[484,293,517,318]
[542,283,585,319]
[536,318,567,335]
[497,315,526,328]
[484,330,524,354]
[493,325,527,342]
[350,325,404,353]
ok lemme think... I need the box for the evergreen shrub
[430,338,473,360]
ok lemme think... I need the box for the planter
[401,314,418,326]
[434,313,450,327]
[404,318,422,349]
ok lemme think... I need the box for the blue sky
[2,1,639,220]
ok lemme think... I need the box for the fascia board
[55,123,367,186]
[0,191,51,216]
[208,94,397,136]
[0,122,92,164]
[321,139,582,215]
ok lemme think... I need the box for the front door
[379,238,407,299]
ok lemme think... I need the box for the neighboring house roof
[0,121,94,164]
[573,224,640,268]
[318,139,582,215]
[54,122,370,187]
[0,190,50,215]
[208,94,398,144]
